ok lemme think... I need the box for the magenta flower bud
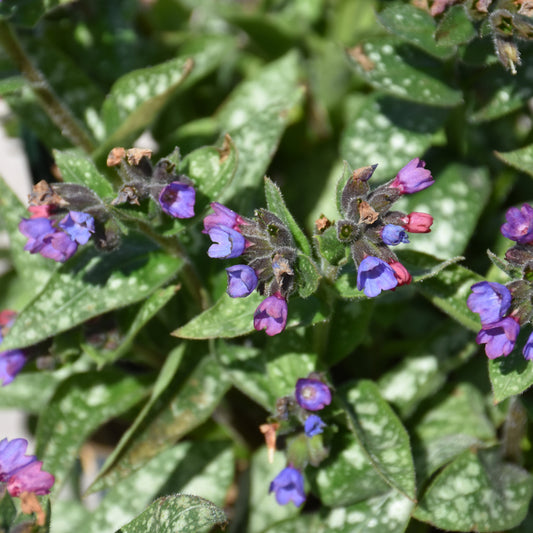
[207,226,246,259]
[390,158,434,194]
[304,414,326,437]
[357,256,398,297]
[253,293,288,336]
[381,224,409,246]
[501,204,533,244]
[476,317,520,359]
[0,350,27,386]
[389,261,412,287]
[523,332,533,361]
[401,212,433,233]
[295,378,331,411]
[59,211,95,245]
[159,181,195,219]
[226,265,258,298]
[269,466,306,507]
[203,202,245,233]
[467,281,511,326]
[28,205,55,218]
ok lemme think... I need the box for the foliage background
[1,0,533,531]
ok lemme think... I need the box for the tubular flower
[295,378,332,411]
[59,211,95,245]
[304,414,326,438]
[389,158,434,194]
[381,224,409,246]
[401,212,433,233]
[501,204,533,244]
[269,467,306,507]
[357,256,398,297]
[523,332,533,361]
[203,202,246,233]
[389,261,412,286]
[158,181,196,219]
[476,317,520,359]
[467,281,512,326]
[254,293,288,336]
[226,265,258,298]
[207,226,246,259]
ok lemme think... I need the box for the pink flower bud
[401,212,433,233]
[389,261,412,286]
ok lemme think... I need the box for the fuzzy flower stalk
[468,203,533,359]
[328,159,434,298]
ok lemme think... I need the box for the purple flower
[467,281,511,326]
[0,438,54,497]
[501,204,533,244]
[523,332,533,361]
[226,265,258,298]
[19,218,77,262]
[253,293,288,336]
[390,158,434,194]
[304,414,326,437]
[59,211,95,245]
[269,466,306,507]
[357,256,398,297]
[203,202,244,233]
[159,181,196,219]
[476,317,520,359]
[295,378,331,411]
[381,224,409,246]
[0,350,27,386]
[207,226,246,258]
[38,231,78,262]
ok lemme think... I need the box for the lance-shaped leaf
[0,492,16,531]
[117,494,227,533]
[88,355,230,493]
[1,233,183,350]
[339,380,416,501]
[347,37,462,107]
[36,369,150,495]
[217,51,304,208]
[377,2,454,59]
[340,95,448,184]
[54,149,114,199]
[435,4,476,46]
[414,448,533,532]
[0,175,56,293]
[496,144,533,179]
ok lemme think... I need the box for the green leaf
[0,175,56,294]
[1,234,183,350]
[218,51,304,208]
[174,292,328,339]
[322,490,414,533]
[296,253,321,298]
[88,355,230,493]
[415,263,483,332]
[497,144,533,179]
[0,491,16,531]
[434,4,477,46]
[116,494,227,533]
[414,448,533,532]
[397,163,490,258]
[340,95,448,184]
[53,149,114,199]
[377,2,454,59]
[347,38,462,107]
[264,177,311,255]
[339,380,416,501]
[217,335,318,410]
[0,76,25,96]
[36,369,150,495]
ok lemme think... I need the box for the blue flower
[295,378,331,411]
[253,293,288,336]
[159,181,196,219]
[467,281,511,326]
[523,332,533,360]
[207,226,246,259]
[390,158,434,194]
[269,466,306,507]
[203,202,245,233]
[357,256,398,297]
[19,218,77,263]
[226,265,258,298]
[476,317,520,359]
[304,414,326,437]
[59,211,95,245]
[0,350,26,386]
[381,224,409,246]
[501,204,533,244]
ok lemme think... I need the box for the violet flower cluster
[0,438,54,497]
[333,159,434,297]
[268,376,332,507]
[468,204,533,359]
[0,310,26,386]
[204,203,296,336]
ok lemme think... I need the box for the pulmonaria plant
[204,202,297,336]
[0,310,26,386]
[267,374,332,507]
[333,159,434,297]
[468,203,533,359]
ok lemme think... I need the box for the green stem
[0,19,95,153]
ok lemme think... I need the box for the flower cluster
[0,310,26,386]
[268,375,332,507]
[332,159,434,298]
[468,204,533,359]
[19,180,96,262]
[204,203,296,336]
[0,438,54,497]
